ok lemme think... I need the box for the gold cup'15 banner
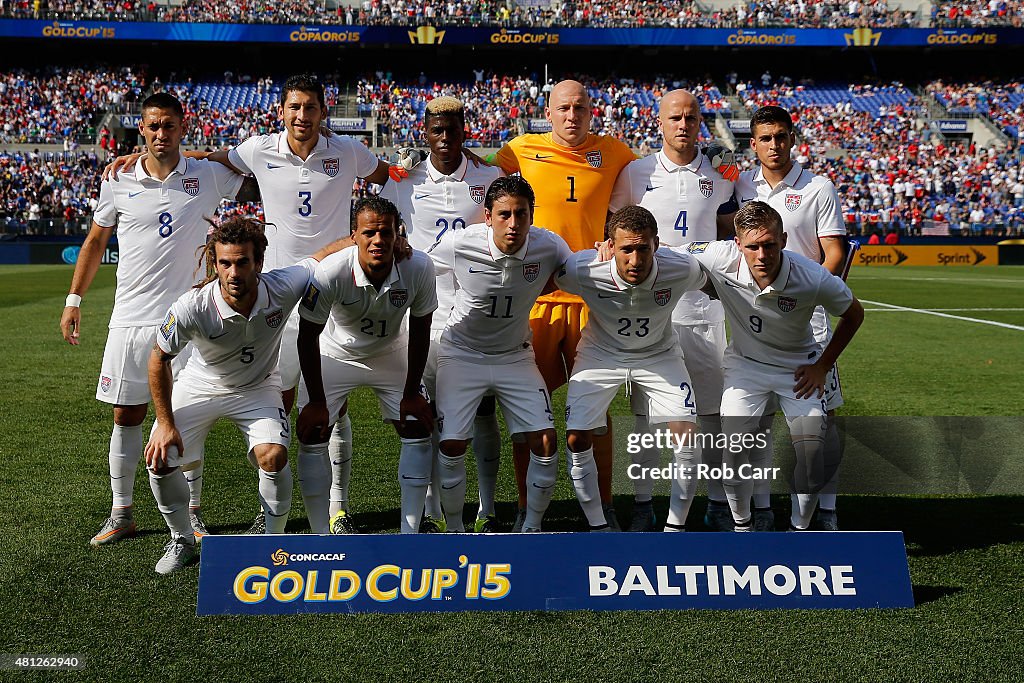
[854,245,999,267]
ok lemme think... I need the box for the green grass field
[1,264,1022,680]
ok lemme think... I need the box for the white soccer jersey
[734,161,846,263]
[228,132,379,271]
[684,241,853,369]
[609,151,732,325]
[555,248,705,364]
[94,155,242,328]
[156,259,316,394]
[298,247,437,361]
[427,224,572,363]
[379,155,504,335]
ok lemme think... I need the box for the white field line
[860,299,1024,331]
[862,307,1024,312]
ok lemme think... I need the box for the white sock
[398,437,432,534]
[437,452,467,532]
[297,442,331,534]
[259,464,292,534]
[819,419,841,511]
[750,426,773,509]
[148,467,194,541]
[631,416,659,504]
[569,447,605,527]
[328,414,353,517]
[423,429,443,519]
[524,452,557,531]
[790,433,825,529]
[665,444,700,529]
[700,414,727,504]
[473,413,501,517]
[109,424,143,510]
[184,463,204,509]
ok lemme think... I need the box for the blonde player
[426,176,571,533]
[295,197,436,535]
[557,206,707,531]
[379,96,505,532]
[61,93,249,547]
[730,105,848,530]
[144,219,345,574]
[609,89,737,532]
[684,202,864,531]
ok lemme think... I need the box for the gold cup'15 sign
[409,26,445,44]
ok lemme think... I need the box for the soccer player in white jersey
[60,93,251,547]
[684,202,863,531]
[380,96,505,533]
[730,105,848,530]
[609,89,737,532]
[296,197,437,535]
[426,176,571,533]
[557,206,706,531]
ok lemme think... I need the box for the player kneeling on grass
[296,197,437,535]
[426,176,571,532]
[573,206,707,531]
[144,219,345,575]
[684,202,864,532]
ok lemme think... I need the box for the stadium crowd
[932,0,1024,26]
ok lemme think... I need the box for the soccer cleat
[590,524,613,532]
[189,508,210,540]
[812,509,840,531]
[473,515,499,533]
[245,511,266,535]
[703,501,735,531]
[511,508,528,534]
[90,516,137,547]
[522,526,542,533]
[628,501,657,532]
[155,536,200,575]
[419,515,447,534]
[734,518,753,532]
[602,504,621,531]
[753,508,775,532]
[329,510,359,535]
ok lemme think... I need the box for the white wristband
[65,294,82,308]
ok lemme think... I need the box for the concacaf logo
[271,549,290,566]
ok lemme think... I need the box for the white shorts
[154,382,290,469]
[436,354,553,441]
[674,321,726,416]
[97,325,190,405]
[567,352,698,432]
[811,306,844,411]
[720,350,827,433]
[277,311,301,391]
[297,351,409,425]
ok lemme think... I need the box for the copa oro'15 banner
[854,245,999,267]
[196,532,913,615]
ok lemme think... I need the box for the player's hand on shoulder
[60,305,81,345]
[297,401,332,444]
[394,234,413,262]
[462,148,492,168]
[103,152,143,181]
[706,140,739,182]
[595,238,614,262]
[793,362,827,400]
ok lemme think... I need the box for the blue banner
[0,19,1017,47]
[196,531,913,615]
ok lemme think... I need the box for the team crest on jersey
[785,193,802,212]
[585,151,603,168]
[182,178,199,196]
[323,158,340,177]
[301,283,320,311]
[389,289,408,308]
[469,185,485,204]
[654,288,672,306]
[687,241,710,254]
[523,262,540,282]
[699,177,714,198]
[778,296,797,312]
[265,309,283,329]
[159,311,176,340]
[100,375,112,393]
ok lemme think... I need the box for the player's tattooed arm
[145,345,184,470]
